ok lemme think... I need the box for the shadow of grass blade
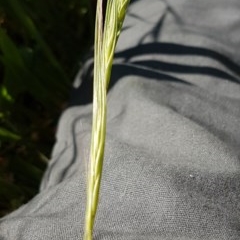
[84,0,130,239]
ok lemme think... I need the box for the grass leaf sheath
[84,0,130,239]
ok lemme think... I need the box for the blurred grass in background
[0,0,94,217]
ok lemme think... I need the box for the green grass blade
[3,0,67,80]
[0,127,21,141]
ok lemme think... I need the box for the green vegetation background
[0,0,94,217]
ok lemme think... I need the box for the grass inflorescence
[84,0,130,239]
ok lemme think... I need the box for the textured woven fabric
[1,0,240,239]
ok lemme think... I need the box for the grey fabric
[1,0,240,239]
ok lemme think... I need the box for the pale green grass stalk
[84,0,130,239]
